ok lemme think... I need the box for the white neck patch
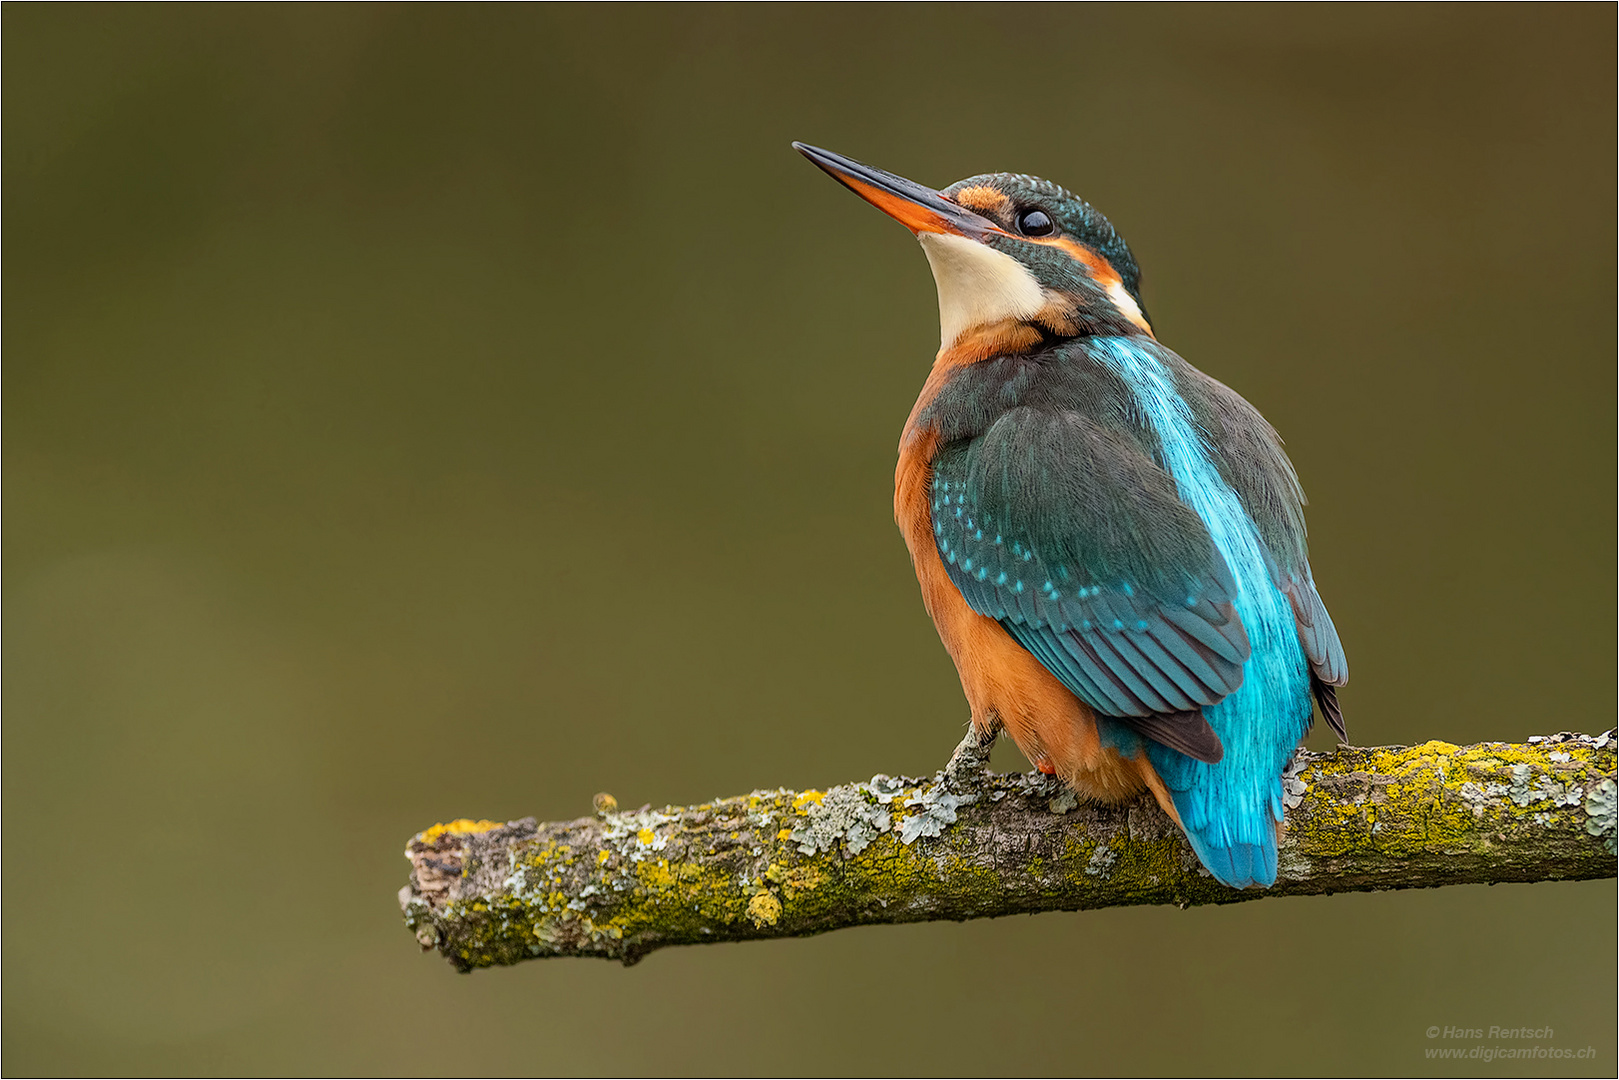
[917,232,1046,349]
[1104,277,1148,332]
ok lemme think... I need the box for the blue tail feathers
[1181,822,1279,890]
[1147,723,1298,890]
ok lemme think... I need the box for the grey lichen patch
[1047,789,1078,815]
[868,774,908,803]
[1281,751,1309,810]
[1507,763,1586,809]
[596,805,681,860]
[1584,778,1617,853]
[1458,780,1508,811]
[790,784,893,855]
[899,777,976,843]
[1085,842,1118,878]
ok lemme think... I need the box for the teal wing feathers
[930,406,1250,761]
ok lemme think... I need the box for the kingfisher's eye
[1017,209,1054,237]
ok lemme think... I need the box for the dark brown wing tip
[1123,709,1225,764]
[1313,680,1347,742]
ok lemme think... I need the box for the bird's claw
[942,725,998,788]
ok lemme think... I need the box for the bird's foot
[942,725,999,789]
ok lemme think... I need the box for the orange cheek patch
[1024,236,1153,336]
[1026,235,1118,281]
[952,185,1011,216]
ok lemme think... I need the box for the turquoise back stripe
[1085,337,1311,882]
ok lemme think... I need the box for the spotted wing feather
[930,407,1250,760]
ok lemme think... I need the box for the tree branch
[399,732,1617,970]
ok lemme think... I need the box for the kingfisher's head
[795,143,1152,357]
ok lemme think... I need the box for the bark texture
[399,732,1617,971]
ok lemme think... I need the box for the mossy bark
[399,732,1617,971]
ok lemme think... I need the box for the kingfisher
[795,143,1348,889]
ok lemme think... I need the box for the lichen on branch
[399,732,1617,971]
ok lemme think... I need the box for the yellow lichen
[637,859,675,889]
[783,866,823,890]
[417,818,503,845]
[793,791,826,810]
[636,827,655,845]
[746,891,782,927]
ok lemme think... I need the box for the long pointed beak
[793,142,996,239]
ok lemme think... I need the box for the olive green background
[5,6,1614,1076]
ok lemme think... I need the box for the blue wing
[930,406,1251,760]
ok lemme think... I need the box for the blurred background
[5,5,1614,1075]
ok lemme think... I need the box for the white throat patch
[917,232,1046,349]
